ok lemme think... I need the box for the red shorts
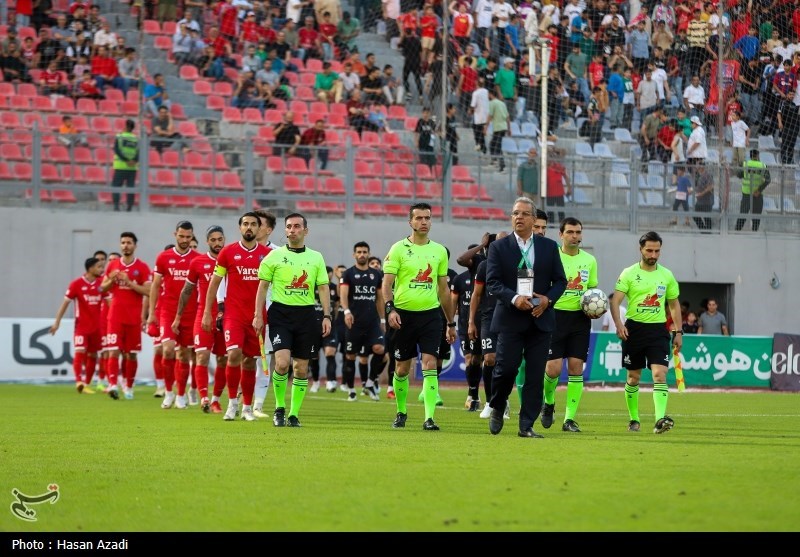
[160,308,194,348]
[74,330,102,353]
[224,315,260,358]
[106,321,143,353]
[194,319,227,357]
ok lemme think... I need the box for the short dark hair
[124,119,135,132]
[206,225,224,239]
[409,202,433,220]
[368,256,381,266]
[639,231,663,247]
[239,211,262,226]
[535,209,548,221]
[353,241,370,251]
[176,220,193,231]
[93,250,107,259]
[559,216,582,232]
[254,209,277,230]
[84,257,100,271]
[750,148,760,158]
[120,231,138,243]
[285,212,308,227]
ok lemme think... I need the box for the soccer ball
[581,288,609,319]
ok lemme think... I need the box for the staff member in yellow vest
[735,149,771,232]
[540,217,598,433]
[111,119,139,212]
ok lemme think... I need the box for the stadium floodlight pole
[441,13,449,160]
[531,37,552,200]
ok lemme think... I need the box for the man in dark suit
[486,197,567,438]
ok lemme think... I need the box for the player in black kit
[339,242,386,401]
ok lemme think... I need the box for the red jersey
[240,21,261,43]
[589,61,605,88]
[214,242,271,321]
[186,252,219,319]
[453,14,472,38]
[397,12,418,32]
[105,258,151,326]
[41,69,64,87]
[319,23,337,41]
[217,2,238,38]
[65,275,103,334]
[420,15,438,39]
[153,247,200,314]
[546,163,567,197]
[460,65,478,93]
[259,26,277,44]
[90,56,118,78]
[725,100,743,125]
[298,27,319,49]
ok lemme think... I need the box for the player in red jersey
[173,225,228,414]
[49,256,106,393]
[203,212,272,422]
[100,232,152,400]
[91,250,112,392]
[147,221,199,410]
[146,244,174,399]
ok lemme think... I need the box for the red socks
[241,368,256,406]
[226,364,241,400]
[194,364,209,399]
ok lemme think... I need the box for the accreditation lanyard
[516,241,534,297]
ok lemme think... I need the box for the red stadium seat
[47,145,71,163]
[207,95,226,111]
[217,172,243,190]
[186,151,211,169]
[51,189,78,203]
[142,20,161,34]
[386,180,412,198]
[179,65,199,81]
[84,167,108,184]
[32,96,54,112]
[154,36,171,50]
[193,80,212,96]
[319,201,345,215]
[40,164,60,182]
[97,99,119,114]
[296,200,319,213]
[320,177,345,195]
[222,107,244,122]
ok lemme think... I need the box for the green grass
[1,384,799,532]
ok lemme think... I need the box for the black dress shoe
[489,407,504,435]
[518,428,544,438]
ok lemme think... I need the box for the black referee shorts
[548,309,592,361]
[621,320,671,371]
[267,302,321,360]
[392,307,443,362]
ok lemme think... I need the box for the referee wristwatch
[447,321,456,328]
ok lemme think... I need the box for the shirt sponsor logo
[410,264,433,289]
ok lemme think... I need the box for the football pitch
[2,384,799,532]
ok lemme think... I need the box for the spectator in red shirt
[299,119,329,170]
[91,45,127,94]
[450,2,474,51]
[656,117,677,162]
[74,69,105,100]
[420,6,438,57]
[545,151,570,224]
[298,16,322,62]
[40,60,68,95]
[240,12,262,51]
[216,0,239,45]
[457,56,479,124]
[318,11,339,62]
[259,17,278,46]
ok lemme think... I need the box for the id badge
[517,268,533,297]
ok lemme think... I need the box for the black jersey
[340,265,383,325]
[450,270,474,334]
[474,260,496,319]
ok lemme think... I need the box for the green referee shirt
[554,249,598,311]
[614,263,679,323]
[383,238,448,312]
[258,246,328,306]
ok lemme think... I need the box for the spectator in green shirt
[315,61,343,103]
[496,57,518,121]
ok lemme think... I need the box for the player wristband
[343,309,351,315]
[217,301,225,314]
[380,319,386,324]
[448,322,456,327]
[323,315,332,320]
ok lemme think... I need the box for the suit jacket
[486,233,567,334]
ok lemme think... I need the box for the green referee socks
[393,374,408,414]
[422,370,438,420]
[272,371,288,409]
[564,375,583,421]
[543,373,558,405]
[289,377,308,417]
[515,360,525,405]
[624,382,640,422]
[653,382,669,421]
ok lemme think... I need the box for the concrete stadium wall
[1,207,796,335]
